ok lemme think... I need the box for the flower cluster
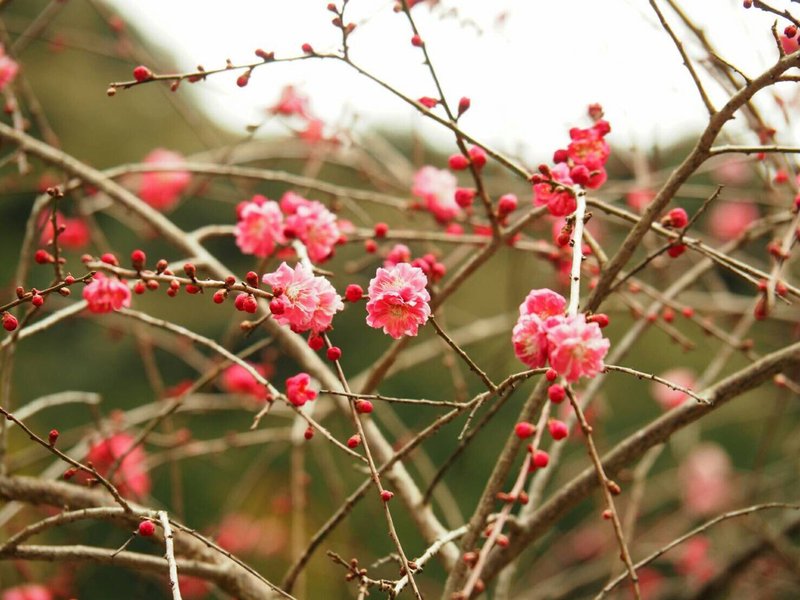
[366,263,431,339]
[235,192,341,263]
[262,262,344,334]
[82,273,132,314]
[138,148,192,211]
[533,109,611,216]
[512,289,609,382]
[411,166,461,223]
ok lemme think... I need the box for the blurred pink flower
[82,273,131,314]
[262,262,343,334]
[711,158,751,185]
[652,368,696,410]
[139,149,191,211]
[679,443,733,516]
[708,200,758,241]
[626,187,655,212]
[412,166,461,223]
[675,536,716,584]
[0,45,19,91]
[269,85,311,118]
[178,575,211,600]
[235,195,286,258]
[366,263,431,338]
[2,585,52,600]
[81,433,150,499]
[384,243,412,268]
[39,211,90,249]
[220,362,271,401]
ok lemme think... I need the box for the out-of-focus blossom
[412,166,461,223]
[139,149,191,211]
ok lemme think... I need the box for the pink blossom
[0,45,19,92]
[567,123,610,171]
[679,443,732,516]
[82,273,131,314]
[412,166,461,223]
[546,314,610,382]
[675,536,716,584]
[269,85,311,118]
[215,514,288,556]
[708,200,758,241]
[220,362,272,401]
[626,187,655,212]
[178,576,211,600]
[533,163,577,217]
[262,262,343,334]
[235,195,286,257]
[2,585,53,600]
[280,192,340,263]
[652,368,696,410]
[711,158,751,185]
[80,433,151,498]
[384,243,412,267]
[512,314,551,369]
[781,35,800,55]
[366,263,431,338]
[139,149,191,211]
[39,211,90,249]
[520,288,567,319]
[285,372,317,407]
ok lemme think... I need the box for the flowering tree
[1,1,800,599]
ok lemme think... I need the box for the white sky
[106,0,798,163]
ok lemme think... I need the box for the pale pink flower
[366,263,431,339]
[215,514,288,556]
[512,314,552,369]
[711,158,751,185]
[0,45,19,92]
[520,288,567,319]
[79,433,151,499]
[235,195,286,258]
[708,200,758,241]
[280,192,340,263]
[262,262,343,334]
[39,211,90,249]
[652,368,696,410]
[546,314,610,382]
[285,372,317,407]
[2,585,52,600]
[412,166,461,223]
[139,149,191,211]
[533,163,577,217]
[679,443,732,516]
[220,362,271,401]
[384,243,412,267]
[82,273,131,314]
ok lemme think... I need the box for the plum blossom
[679,443,733,516]
[82,273,131,314]
[412,166,461,223]
[235,195,286,257]
[708,200,758,241]
[285,372,317,407]
[652,368,696,410]
[384,243,412,267]
[366,263,431,338]
[533,163,577,217]
[139,149,191,211]
[2,585,52,600]
[262,262,343,334]
[547,315,610,382]
[39,211,90,249]
[567,121,611,171]
[280,192,340,263]
[0,45,19,92]
[220,362,272,401]
[269,85,311,118]
[79,433,151,498]
[512,289,609,382]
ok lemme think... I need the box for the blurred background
[1,1,799,598]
